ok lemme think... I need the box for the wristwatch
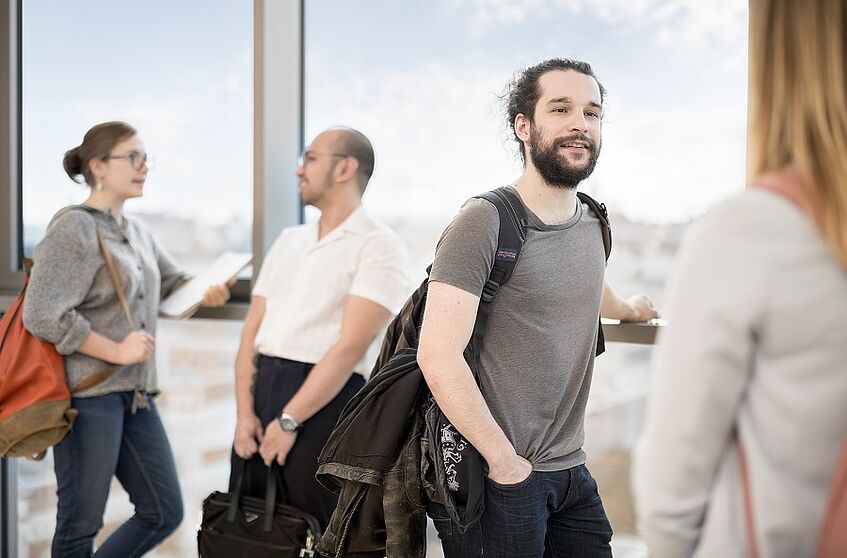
[278,412,303,433]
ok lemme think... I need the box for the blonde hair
[748,0,847,266]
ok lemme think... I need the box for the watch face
[280,416,299,432]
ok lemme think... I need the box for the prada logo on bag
[243,512,259,523]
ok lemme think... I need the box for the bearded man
[417,58,658,557]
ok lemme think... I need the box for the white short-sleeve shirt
[252,207,410,377]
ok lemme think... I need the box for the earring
[96,181,103,191]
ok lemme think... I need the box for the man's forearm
[234,313,260,418]
[420,353,517,469]
[235,297,266,419]
[234,343,258,418]
[600,280,633,320]
[601,281,659,322]
[280,342,364,423]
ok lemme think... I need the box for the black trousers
[228,354,366,530]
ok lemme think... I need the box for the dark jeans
[429,464,613,558]
[228,355,365,530]
[52,392,183,558]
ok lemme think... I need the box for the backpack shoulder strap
[467,187,527,353]
[473,187,528,304]
[577,192,612,356]
[576,191,612,262]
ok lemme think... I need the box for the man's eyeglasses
[105,151,155,171]
[298,150,350,167]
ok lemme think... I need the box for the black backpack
[373,186,612,532]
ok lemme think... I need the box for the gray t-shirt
[429,188,605,471]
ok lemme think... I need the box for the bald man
[229,128,409,528]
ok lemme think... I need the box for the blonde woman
[634,0,847,556]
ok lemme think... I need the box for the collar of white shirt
[311,206,369,248]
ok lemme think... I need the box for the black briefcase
[198,462,322,557]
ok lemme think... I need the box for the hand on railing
[621,294,659,322]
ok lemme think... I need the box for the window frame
[0,3,20,556]
[0,0,21,305]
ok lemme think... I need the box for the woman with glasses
[634,1,847,556]
[23,121,232,557]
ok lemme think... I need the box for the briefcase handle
[226,459,287,532]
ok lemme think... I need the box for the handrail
[601,318,665,346]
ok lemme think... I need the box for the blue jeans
[51,392,183,558]
[430,464,613,558]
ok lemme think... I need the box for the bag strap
[818,443,847,557]
[576,191,612,356]
[470,187,613,357]
[576,191,612,261]
[469,187,528,354]
[227,462,247,523]
[263,464,282,532]
[738,438,762,558]
[63,207,133,327]
[70,225,134,393]
[226,458,286,532]
[96,227,134,328]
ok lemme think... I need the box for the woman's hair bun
[62,147,84,183]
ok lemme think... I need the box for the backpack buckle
[481,279,499,303]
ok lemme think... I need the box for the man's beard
[529,126,601,190]
[300,168,335,207]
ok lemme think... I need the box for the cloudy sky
[22,0,252,230]
[305,0,749,225]
[23,0,748,243]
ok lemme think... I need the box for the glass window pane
[22,0,252,274]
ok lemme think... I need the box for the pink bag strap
[818,441,847,557]
[738,438,762,558]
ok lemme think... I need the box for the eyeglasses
[298,150,349,167]
[105,151,155,171]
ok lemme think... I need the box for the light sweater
[23,205,188,398]
[634,189,847,557]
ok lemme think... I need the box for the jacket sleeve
[22,211,100,355]
[632,202,768,557]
